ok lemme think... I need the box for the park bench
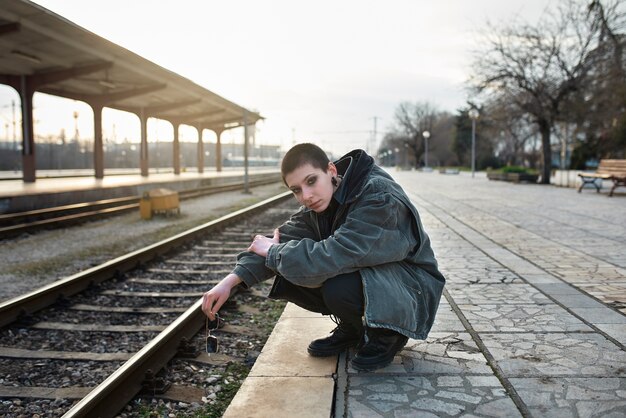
[578,159,626,197]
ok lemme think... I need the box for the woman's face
[284,162,337,213]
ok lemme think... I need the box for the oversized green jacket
[233,149,445,340]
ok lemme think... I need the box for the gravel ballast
[0,183,286,302]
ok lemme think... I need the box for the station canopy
[0,0,262,131]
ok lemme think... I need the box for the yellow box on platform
[139,196,152,220]
[140,188,180,220]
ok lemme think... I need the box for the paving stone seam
[415,189,626,289]
[409,191,626,351]
[522,202,623,230]
[441,287,531,417]
[343,372,498,376]
[430,207,626,350]
[433,217,626,349]
[420,189,626,268]
[334,351,348,418]
[460,194,626,265]
[405,191,626,415]
[463,193,626,245]
[370,176,626,416]
[457,330,597,334]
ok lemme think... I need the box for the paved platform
[226,170,626,417]
[0,168,280,213]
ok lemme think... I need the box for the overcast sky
[1,0,556,156]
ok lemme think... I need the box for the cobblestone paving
[337,172,626,417]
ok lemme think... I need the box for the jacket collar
[333,149,374,205]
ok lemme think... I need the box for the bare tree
[483,96,538,166]
[383,101,438,169]
[469,0,605,183]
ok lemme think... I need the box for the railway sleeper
[176,336,201,358]
[141,369,171,395]
[14,309,32,324]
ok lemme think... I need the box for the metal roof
[0,0,262,131]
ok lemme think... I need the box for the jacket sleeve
[232,206,317,288]
[265,191,418,287]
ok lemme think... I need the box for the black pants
[271,271,364,329]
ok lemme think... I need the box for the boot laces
[328,314,361,339]
[329,314,340,331]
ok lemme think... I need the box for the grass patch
[191,362,251,418]
[132,403,169,418]
[252,299,288,336]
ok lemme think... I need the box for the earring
[331,177,338,187]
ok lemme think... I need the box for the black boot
[308,321,362,357]
[350,327,408,372]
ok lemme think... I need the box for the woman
[202,143,445,371]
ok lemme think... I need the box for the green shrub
[501,165,528,173]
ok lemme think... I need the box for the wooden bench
[578,159,626,197]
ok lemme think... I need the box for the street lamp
[468,108,480,178]
[384,150,391,166]
[404,143,409,170]
[422,130,431,170]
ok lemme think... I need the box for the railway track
[0,191,297,417]
[0,174,281,239]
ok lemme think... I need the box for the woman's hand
[202,274,241,320]
[247,228,280,257]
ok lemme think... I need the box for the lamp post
[404,143,409,170]
[468,108,479,178]
[422,130,431,170]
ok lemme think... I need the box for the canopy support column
[243,111,250,194]
[215,128,223,172]
[173,122,180,175]
[140,108,148,177]
[91,103,104,179]
[19,75,36,183]
[196,126,204,174]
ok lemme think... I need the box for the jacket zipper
[312,212,322,240]
[313,205,345,239]
[331,205,346,232]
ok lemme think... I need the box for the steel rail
[0,190,291,329]
[0,175,281,238]
[0,196,137,224]
[62,298,206,418]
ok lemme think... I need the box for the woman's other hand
[247,228,280,257]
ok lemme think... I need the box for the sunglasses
[205,314,221,354]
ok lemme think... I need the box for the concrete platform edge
[223,303,337,418]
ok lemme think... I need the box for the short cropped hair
[281,143,330,183]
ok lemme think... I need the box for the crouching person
[202,143,445,372]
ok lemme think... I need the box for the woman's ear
[328,162,338,177]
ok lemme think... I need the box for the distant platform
[0,168,281,214]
